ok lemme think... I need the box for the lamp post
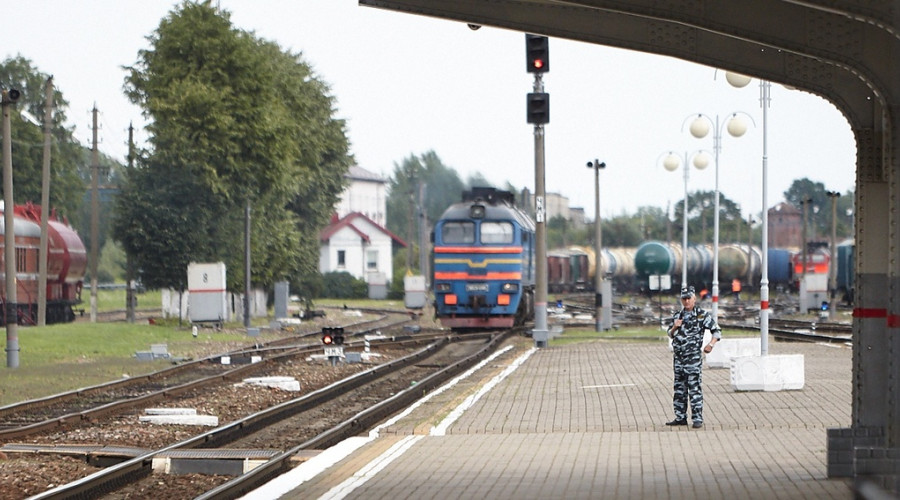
[587,159,607,331]
[723,72,771,354]
[685,111,752,321]
[662,151,709,286]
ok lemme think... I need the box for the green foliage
[95,239,127,283]
[321,271,367,299]
[784,178,853,240]
[115,2,350,292]
[386,151,466,243]
[0,56,91,224]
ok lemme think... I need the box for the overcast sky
[6,0,857,220]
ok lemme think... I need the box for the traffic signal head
[527,92,550,124]
[526,35,549,73]
[333,327,345,345]
[321,327,334,345]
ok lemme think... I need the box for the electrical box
[188,262,227,324]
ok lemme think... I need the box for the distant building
[569,206,588,229]
[319,166,406,295]
[768,202,803,248]
[545,192,570,221]
[319,212,406,283]
[335,166,387,227]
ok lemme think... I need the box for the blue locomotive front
[433,188,535,329]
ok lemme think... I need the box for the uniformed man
[665,286,721,429]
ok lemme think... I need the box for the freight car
[1,202,86,325]
[432,188,536,329]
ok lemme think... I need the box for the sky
[5,0,857,220]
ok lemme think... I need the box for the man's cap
[680,286,695,299]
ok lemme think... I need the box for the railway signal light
[525,34,549,73]
[333,327,345,345]
[321,328,334,345]
[527,92,550,124]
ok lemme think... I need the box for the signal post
[526,34,550,348]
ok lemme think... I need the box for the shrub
[321,271,367,299]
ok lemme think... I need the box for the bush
[321,271,368,299]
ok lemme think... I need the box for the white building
[335,166,387,226]
[319,165,406,296]
[319,212,406,296]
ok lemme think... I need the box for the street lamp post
[686,111,752,320]
[662,151,709,286]
[587,159,607,332]
[724,72,771,354]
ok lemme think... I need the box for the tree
[386,151,466,272]
[115,2,350,292]
[784,178,853,241]
[0,56,89,223]
[670,190,742,247]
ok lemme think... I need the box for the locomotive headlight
[501,283,519,293]
[435,283,451,292]
[470,205,485,219]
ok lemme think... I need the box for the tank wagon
[1,202,86,325]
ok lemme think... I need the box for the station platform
[242,336,855,499]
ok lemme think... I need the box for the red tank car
[0,202,86,325]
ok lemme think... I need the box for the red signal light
[322,327,334,345]
[533,59,544,70]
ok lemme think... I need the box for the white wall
[336,179,387,226]
[319,217,395,283]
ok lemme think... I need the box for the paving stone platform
[243,337,856,499]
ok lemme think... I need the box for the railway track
[0,309,417,441]
[8,330,518,500]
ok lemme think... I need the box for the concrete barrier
[706,338,761,368]
[730,354,805,391]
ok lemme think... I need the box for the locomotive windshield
[481,221,514,244]
[442,221,475,244]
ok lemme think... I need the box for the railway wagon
[432,188,536,329]
[1,202,86,325]
[835,240,854,302]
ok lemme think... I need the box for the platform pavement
[243,337,856,499]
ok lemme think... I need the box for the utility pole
[244,200,251,328]
[125,123,136,323]
[418,182,428,282]
[406,172,416,272]
[2,88,21,367]
[38,78,53,326]
[90,106,100,323]
[827,191,840,320]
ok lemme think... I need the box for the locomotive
[432,188,535,329]
[0,202,87,325]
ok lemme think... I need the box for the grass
[0,288,293,406]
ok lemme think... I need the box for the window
[337,250,346,267]
[366,249,378,270]
[481,222,514,244]
[442,222,475,244]
[16,248,27,272]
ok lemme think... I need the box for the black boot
[665,418,687,426]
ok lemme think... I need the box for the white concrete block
[139,415,219,426]
[706,338,761,368]
[730,354,805,391]
[239,376,301,392]
[145,408,197,416]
